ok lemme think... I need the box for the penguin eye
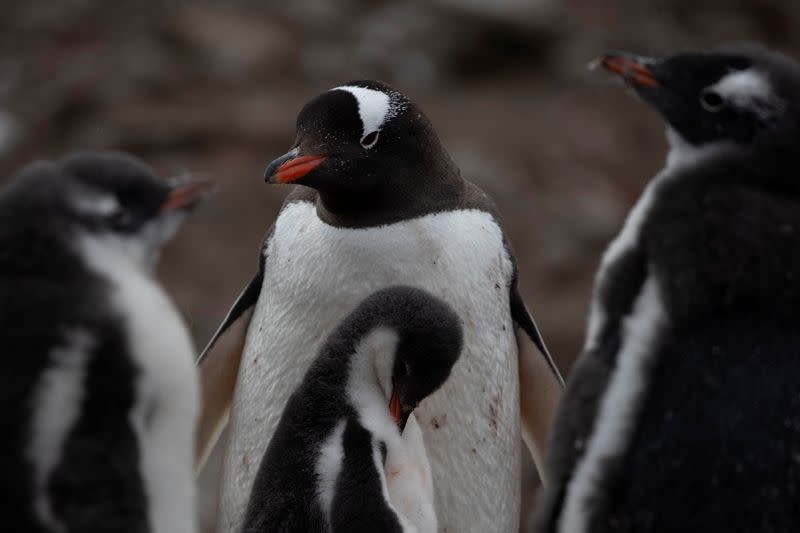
[700,89,726,112]
[111,209,133,229]
[360,131,380,149]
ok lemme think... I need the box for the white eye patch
[71,191,120,217]
[332,85,403,147]
[707,69,778,118]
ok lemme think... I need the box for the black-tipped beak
[160,179,214,212]
[596,51,659,89]
[389,387,414,434]
[264,148,328,184]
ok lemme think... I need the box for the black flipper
[510,276,565,388]
[196,270,263,365]
[195,227,273,471]
[196,225,272,366]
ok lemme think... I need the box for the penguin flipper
[196,266,264,365]
[510,282,564,387]
[195,319,248,471]
[195,228,272,471]
[509,280,565,486]
[516,329,562,486]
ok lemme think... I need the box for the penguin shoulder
[459,178,501,220]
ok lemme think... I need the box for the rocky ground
[3,0,799,530]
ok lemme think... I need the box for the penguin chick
[0,152,210,533]
[240,286,463,533]
[537,44,800,533]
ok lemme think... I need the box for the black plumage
[241,286,463,533]
[197,83,563,521]
[0,152,205,532]
[538,45,800,532]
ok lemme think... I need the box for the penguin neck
[639,131,800,327]
[345,327,400,439]
[665,126,800,188]
[313,157,465,228]
[664,127,736,171]
[664,126,800,194]
[76,231,157,278]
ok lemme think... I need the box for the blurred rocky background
[2,0,799,530]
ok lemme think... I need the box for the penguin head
[5,152,211,270]
[343,286,463,433]
[388,298,463,432]
[598,45,800,149]
[264,81,456,220]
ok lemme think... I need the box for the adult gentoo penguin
[241,286,462,533]
[0,152,209,532]
[536,45,800,532]
[197,80,564,532]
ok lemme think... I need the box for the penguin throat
[314,173,464,229]
[665,127,735,170]
[346,327,401,433]
[315,188,400,227]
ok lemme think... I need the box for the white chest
[80,237,199,533]
[384,414,438,533]
[221,202,522,533]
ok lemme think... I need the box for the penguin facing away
[241,286,462,533]
[536,45,800,532]
[0,152,210,533]
[197,80,564,533]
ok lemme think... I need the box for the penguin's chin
[91,213,187,273]
[138,213,187,268]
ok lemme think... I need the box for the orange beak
[598,53,659,88]
[266,154,328,184]
[160,180,213,212]
[390,387,402,427]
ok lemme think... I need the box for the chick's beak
[264,148,328,184]
[389,386,412,433]
[160,179,214,212]
[596,51,659,88]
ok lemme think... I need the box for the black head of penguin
[1,151,212,269]
[598,44,800,149]
[264,80,461,225]
[326,285,464,432]
[387,288,464,430]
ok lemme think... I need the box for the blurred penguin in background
[0,152,210,533]
[537,45,800,532]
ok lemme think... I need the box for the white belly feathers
[80,235,199,533]
[385,414,438,533]
[220,201,521,533]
